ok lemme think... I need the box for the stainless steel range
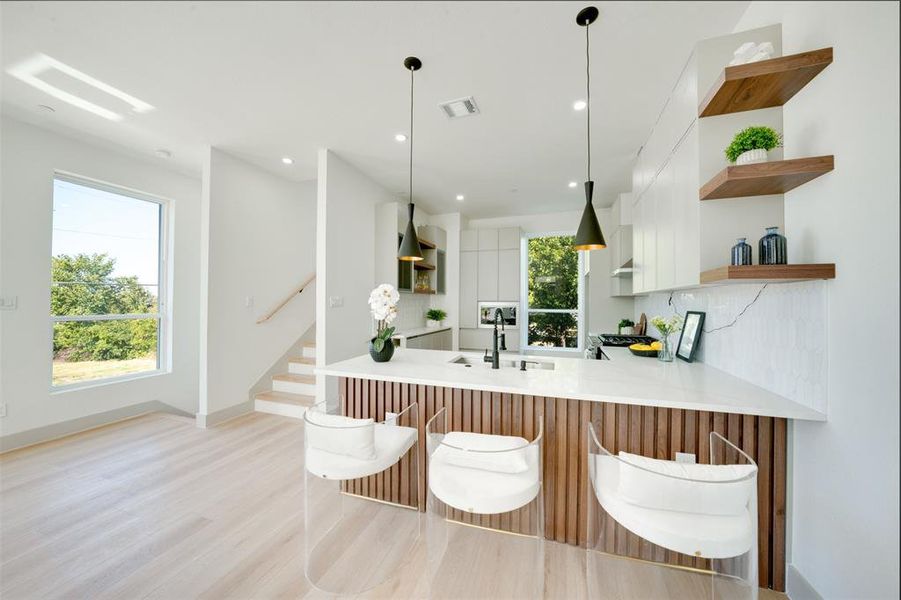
[597,333,658,347]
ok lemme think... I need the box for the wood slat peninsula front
[338,377,788,591]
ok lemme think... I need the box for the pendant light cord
[409,65,414,204]
[586,18,591,182]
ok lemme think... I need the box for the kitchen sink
[450,356,555,370]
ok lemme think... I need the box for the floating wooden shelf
[413,288,436,295]
[699,47,833,117]
[700,264,835,284]
[700,156,834,200]
[418,238,437,250]
[413,261,435,271]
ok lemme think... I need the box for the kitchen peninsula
[318,348,825,590]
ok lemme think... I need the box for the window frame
[49,171,171,392]
[520,230,586,353]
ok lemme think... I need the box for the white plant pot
[426,319,442,328]
[620,326,635,335]
[736,148,768,165]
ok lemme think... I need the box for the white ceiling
[1,1,749,217]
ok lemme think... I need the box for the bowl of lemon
[628,341,663,357]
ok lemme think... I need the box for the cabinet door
[436,250,446,294]
[461,230,479,252]
[498,227,521,250]
[477,250,499,301]
[673,124,700,287]
[632,198,644,294]
[656,162,675,291]
[460,251,479,328]
[643,185,657,292]
[497,249,520,302]
[478,229,499,251]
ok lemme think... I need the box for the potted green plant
[725,126,782,165]
[426,308,447,328]
[618,318,635,335]
[367,284,398,362]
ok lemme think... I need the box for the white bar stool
[303,400,420,595]
[425,407,544,598]
[587,423,759,599]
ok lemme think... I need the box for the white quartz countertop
[391,326,452,339]
[317,348,826,421]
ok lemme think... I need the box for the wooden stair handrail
[256,273,316,324]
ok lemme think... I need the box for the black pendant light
[398,56,424,262]
[573,7,606,251]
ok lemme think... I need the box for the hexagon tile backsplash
[635,280,828,413]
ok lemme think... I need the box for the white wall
[0,116,201,442]
[198,148,315,423]
[316,150,395,402]
[467,208,634,337]
[654,4,898,598]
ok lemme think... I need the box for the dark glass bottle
[759,226,787,265]
[731,237,752,266]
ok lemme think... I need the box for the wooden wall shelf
[699,47,833,117]
[413,288,436,294]
[413,261,435,271]
[700,156,834,200]
[701,264,835,284]
[418,238,437,250]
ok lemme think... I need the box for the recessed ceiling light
[573,99,587,111]
[394,133,407,142]
[7,53,154,122]
[568,181,578,188]
[456,194,465,201]
[281,157,294,165]
[155,149,172,159]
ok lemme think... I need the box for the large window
[525,234,583,349]
[51,175,166,387]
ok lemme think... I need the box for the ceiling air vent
[438,96,480,119]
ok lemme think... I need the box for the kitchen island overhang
[316,348,823,592]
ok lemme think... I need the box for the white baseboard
[786,563,824,600]
[0,401,192,453]
[254,398,307,419]
[195,400,254,428]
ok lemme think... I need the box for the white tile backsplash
[635,281,827,412]
[394,292,430,332]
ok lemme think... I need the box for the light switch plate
[675,452,696,464]
[328,296,344,308]
[0,296,17,310]
[244,296,254,308]
[0,403,7,418]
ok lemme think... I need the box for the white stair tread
[272,373,315,384]
[254,391,317,406]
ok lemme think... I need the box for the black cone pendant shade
[573,6,606,251]
[398,56,424,262]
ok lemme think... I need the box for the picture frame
[676,311,705,362]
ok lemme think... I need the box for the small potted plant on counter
[725,125,782,165]
[650,314,683,362]
[426,308,447,328]
[618,318,635,335]
[368,284,398,363]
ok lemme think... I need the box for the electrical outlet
[0,403,7,418]
[384,411,398,425]
[328,296,344,308]
[675,452,696,464]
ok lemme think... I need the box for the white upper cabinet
[460,251,479,328]
[478,228,499,251]
[632,198,644,294]
[497,249,520,302]
[461,229,479,252]
[498,227,520,250]
[477,250,499,301]
[655,162,675,291]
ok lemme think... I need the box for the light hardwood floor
[0,412,787,599]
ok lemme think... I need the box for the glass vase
[731,237,752,266]
[758,226,787,265]
[657,336,674,362]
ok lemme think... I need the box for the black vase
[731,237,752,266]
[758,226,787,265]
[368,338,395,363]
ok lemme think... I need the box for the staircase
[254,341,318,419]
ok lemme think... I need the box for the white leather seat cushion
[429,440,540,515]
[438,431,530,474]
[306,423,417,480]
[618,451,756,516]
[305,412,376,460]
[593,455,754,559]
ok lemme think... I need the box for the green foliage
[527,236,579,347]
[725,126,782,163]
[426,309,447,321]
[52,254,158,361]
[372,326,395,352]
[618,318,634,328]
